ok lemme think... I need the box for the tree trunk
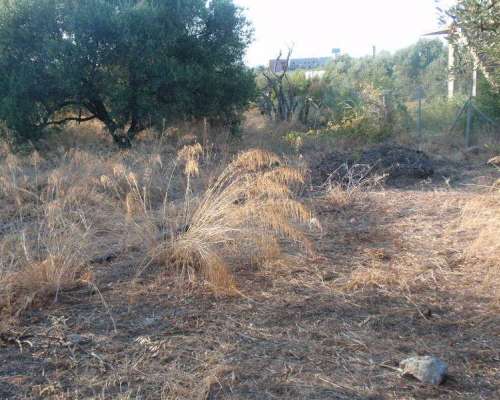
[85,97,131,148]
[300,100,310,125]
[126,75,142,143]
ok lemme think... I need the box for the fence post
[465,98,473,148]
[416,86,424,142]
[417,97,422,137]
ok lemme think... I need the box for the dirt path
[1,188,499,399]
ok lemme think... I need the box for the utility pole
[471,61,478,98]
[422,27,461,100]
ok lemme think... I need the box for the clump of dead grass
[0,150,101,314]
[158,148,316,291]
[341,264,401,292]
[0,140,174,317]
[323,164,385,209]
[1,138,317,313]
[0,210,93,315]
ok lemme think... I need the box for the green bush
[415,96,467,134]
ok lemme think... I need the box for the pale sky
[234,0,456,66]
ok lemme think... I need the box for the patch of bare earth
[1,185,499,399]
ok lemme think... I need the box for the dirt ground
[1,158,499,400]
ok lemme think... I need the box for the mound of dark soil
[311,145,434,186]
[361,145,434,180]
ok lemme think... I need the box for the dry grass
[460,192,500,265]
[0,131,315,315]
[456,190,500,302]
[3,177,498,399]
[0,236,91,317]
[0,150,95,314]
[159,148,315,291]
[1,122,500,399]
[319,179,500,312]
[323,164,386,209]
[0,135,177,316]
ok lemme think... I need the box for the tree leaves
[0,0,256,145]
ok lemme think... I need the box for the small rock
[400,356,448,385]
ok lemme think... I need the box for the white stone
[400,356,448,385]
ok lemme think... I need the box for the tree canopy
[443,0,499,90]
[0,0,256,146]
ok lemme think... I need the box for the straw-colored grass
[460,191,500,266]
[1,122,499,399]
[0,152,97,314]
[0,138,171,316]
[0,134,316,315]
[323,164,386,210]
[457,190,500,301]
[161,148,315,291]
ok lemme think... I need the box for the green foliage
[476,75,500,116]
[0,0,256,146]
[443,0,499,89]
[257,37,499,142]
[257,48,418,139]
[393,39,448,98]
[418,95,468,134]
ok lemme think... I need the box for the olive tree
[442,0,499,90]
[0,0,256,146]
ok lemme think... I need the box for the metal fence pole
[465,98,473,148]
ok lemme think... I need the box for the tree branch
[46,115,97,126]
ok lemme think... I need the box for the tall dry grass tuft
[0,210,93,315]
[0,126,193,318]
[0,151,98,315]
[1,129,315,312]
[0,144,147,316]
[160,148,315,291]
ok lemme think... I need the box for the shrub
[417,95,468,134]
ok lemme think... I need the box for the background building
[269,49,341,73]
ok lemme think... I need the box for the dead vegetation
[322,163,386,209]
[163,147,313,291]
[0,125,499,399]
[0,134,314,315]
[456,190,500,302]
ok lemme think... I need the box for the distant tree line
[257,37,499,139]
[255,2,499,140]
